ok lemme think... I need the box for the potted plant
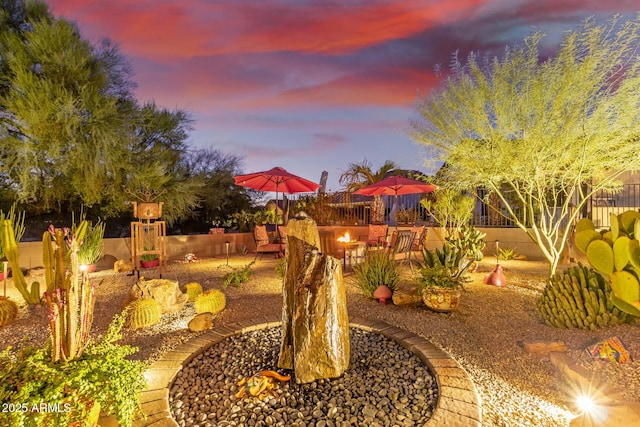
[396,207,418,226]
[210,217,232,234]
[73,217,106,272]
[352,250,399,300]
[140,252,160,268]
[416,264,464,312]
[416,243,471,312]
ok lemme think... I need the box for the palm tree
[339,159,398,224]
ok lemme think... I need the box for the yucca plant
[72,215,106,265]
[353,250,399,298]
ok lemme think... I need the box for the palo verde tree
[0,1,202,224]
[122,102,203,225]
[0,1,135,211]
[411,14,640,277]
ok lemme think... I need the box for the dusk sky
[46,1,638,192]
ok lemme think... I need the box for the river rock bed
[169,327,439,427]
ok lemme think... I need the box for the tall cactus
[1,220,40,304]
[42,223,95,363]
[574,212,640,317]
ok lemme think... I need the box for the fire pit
[336,231,366,268]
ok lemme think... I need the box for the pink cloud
[47,0,492,60]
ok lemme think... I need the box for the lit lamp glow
[79,264,89,283]
[571,385,609,425]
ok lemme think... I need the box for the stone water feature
[278,213,350,384]
[161,214,482,426]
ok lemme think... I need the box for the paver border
[115,315,481,427]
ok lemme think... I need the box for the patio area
[1,255,639,426]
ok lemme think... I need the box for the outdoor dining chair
[277,226,287,244]
[359,224,389,249]
[253,225,285,260]
[411,225,428,252]
[386,230,417,271]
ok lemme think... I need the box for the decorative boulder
[278,213,350,384]
[114,259,133,273]
[129,279,188,313]
[188,313,214,332]
[392,286,422,306]
[128,280,153,303]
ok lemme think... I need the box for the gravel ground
[1,254,639,427]
[171,327,438,427]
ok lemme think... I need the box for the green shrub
[416,265,465,293]
[72,214,106,265]
[353,251,399,298]
[498,247,519,260]
[223,262,254,288]
[275,258,286,280]
[0,310,146,427]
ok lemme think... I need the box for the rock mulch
[1,255,639,426]
[170,327,439,427]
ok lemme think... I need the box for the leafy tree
[339,159,398,224]
[181,147,253,228]
[0,1,134,212]
[411,15,640,276]
[0,1,203,225]
[123,103,203,225]
[420,186,475,238]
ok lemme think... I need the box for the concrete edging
[122,316,481,427]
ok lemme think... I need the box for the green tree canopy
[0,0,203,224]
[183,147,253,227]
[411,14,640,276]
[0,1,134,211]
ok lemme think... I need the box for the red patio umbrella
[354,176,437,225]
[234,167,320,223]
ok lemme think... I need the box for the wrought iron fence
[286,183,640,229]
[588,184,640,229]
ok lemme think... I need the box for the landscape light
[576,394,595,413]
[571,388,609,425]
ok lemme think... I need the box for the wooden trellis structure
[131,201,167,277]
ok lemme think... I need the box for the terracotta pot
[422,287,461,313]
[84,263,97,273]
[140,258,160,268]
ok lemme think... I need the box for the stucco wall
[14,226,552,270]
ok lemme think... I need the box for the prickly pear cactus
[574,212,640,317]
[127,299,161,329]
[183,282,203,302]
[194,289,226,315]
[537,264,631,329]
[0,297,18,327]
